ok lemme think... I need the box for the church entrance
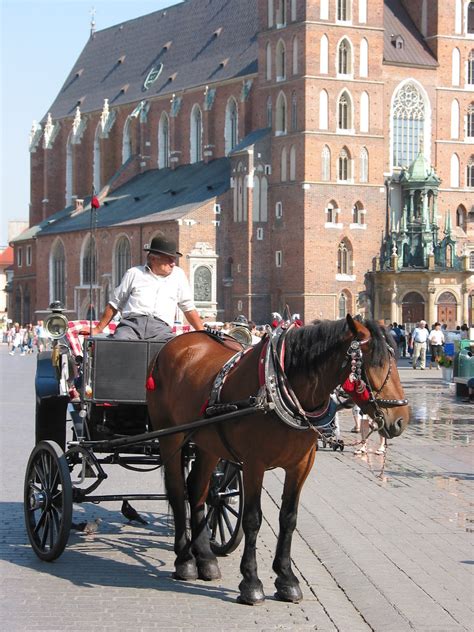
[402,291,425,324]
[437,291,457,329]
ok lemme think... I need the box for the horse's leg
[238,463,266,605]
[161,436,198,580]
[273,445,316,603]
[186,450,221,581]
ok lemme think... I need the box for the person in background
[354,411,387,455]
[428,322,444,369]
[411,320,430,370]
[9,323,23,356]
[460,324,469,340]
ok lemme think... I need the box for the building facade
[11,0,474,326]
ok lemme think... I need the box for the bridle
[345,339,408,432]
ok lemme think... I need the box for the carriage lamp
[44,312,69,339]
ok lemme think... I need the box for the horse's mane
[283,318,395,373]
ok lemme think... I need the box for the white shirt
[412,326,429,343]
[110,265,196,327]
[428,329,444,346]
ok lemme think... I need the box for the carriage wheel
[207,460,244,556]
[24,440,72,561]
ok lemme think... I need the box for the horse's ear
[346,314,370,342]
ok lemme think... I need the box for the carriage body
[26,312,244,562]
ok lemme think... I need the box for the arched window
[261,177,268,221]
[320,34,329,73]
[392,81,427,168]
[114,236,131,286]
[467,103,474,138]
[359,38,368,77]
[281,146,287,181]
[266,96,273,127]
[190,105,202,163]
[291,0,297,22]
[276,0,286,26]
[93,125,101,194]
[456,205,467,231]
[291,91,297,131]
[352,201,365,225]
[122,117,132,163]
[292,36,298,75]
[468,155,474,187]
[326,200,338,224]
[360,147,369,182]
[337,240,352,275]
[446,244,454,268]
[253,177,260,221]
[275,91,287,134]
[469,2,474,34]
[452,48,461,86]
[65,133,74,206]
[51,240,66,305]
[338,38,352,75]
[455,0,462,33]
[337,0,351,22]
[470,252,474,269]
[82,235,97,286]
[360,91,369,132]
[338,147,350,181]
[225,98,238,155]
[267,0,274,28]
[338,292,348,318]
[276,39,286,81]
[469,50,474,85]
[266,42,272,80]
[451,153,460,187]
[338,91,352,130]
[320,0,329,20]
[194,266,212,302]
[319,89,329,129]
[359,0,367,23]
[451,99,460,139]
[158,112,170,168]
[322,145,331,181]
[289,145,296,180]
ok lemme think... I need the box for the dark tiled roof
[38,158,230,235]
[229,128,271,154]
[46,0,258,120]
[384,0,437,68]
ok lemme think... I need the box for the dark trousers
[114,314,174,342]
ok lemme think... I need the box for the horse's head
[346,315,410,439]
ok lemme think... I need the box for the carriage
[24,304,409,605]
[25,306,245,562]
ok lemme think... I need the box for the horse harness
[202,324,407,436]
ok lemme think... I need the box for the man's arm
[91,304,118,335]
[183,309,204,331]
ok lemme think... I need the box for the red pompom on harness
[146,375,156,391]
[342,376,370,405]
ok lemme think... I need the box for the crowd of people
[5,321,49,356]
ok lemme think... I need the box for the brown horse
[147,315,410,605]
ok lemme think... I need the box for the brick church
[11,0,474,327]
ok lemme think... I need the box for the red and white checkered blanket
[66,320,191,357]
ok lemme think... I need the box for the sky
[0,0,181,248]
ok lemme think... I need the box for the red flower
[91,196,100,209]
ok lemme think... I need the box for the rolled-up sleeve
[177,269,196,314]
[109,269,133,313]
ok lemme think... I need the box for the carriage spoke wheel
[206,460,243,556]
[24,440,72,561]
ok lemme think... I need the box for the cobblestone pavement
[0,346,472,631]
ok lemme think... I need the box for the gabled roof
[0,246,13,266]
[45,0,258,121]
[229,128,271,154]
[37,158,230,236]
[384,0,438,68]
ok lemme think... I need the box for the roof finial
[90,6,96,37]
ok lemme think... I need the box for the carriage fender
[35,351,60,400]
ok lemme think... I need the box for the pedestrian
[35,320,49,352]
[354,412,387,455]
[411,320,429,370]
[88,233,204,340]
[428,322,444,369]
[9,323,23,356]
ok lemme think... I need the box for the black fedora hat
[144,233,182,257]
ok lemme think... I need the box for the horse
[146,315,410,605]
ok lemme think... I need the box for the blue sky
[0,0,181,247]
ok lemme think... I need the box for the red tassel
[146,375,156,391]
[200,399,209,416]
[91,196,100,209]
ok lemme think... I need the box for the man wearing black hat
[91,232,204,340]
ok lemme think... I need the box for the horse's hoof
[238,581,265,605]
[274,581,303,603]
[173,559,198,581]
[197,559,221,581]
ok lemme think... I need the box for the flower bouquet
[438,354,453,368]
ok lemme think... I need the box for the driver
[89,233,204,341]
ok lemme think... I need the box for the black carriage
[25,308,244,562]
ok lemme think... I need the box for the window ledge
[349,223,367,229]
[337,179,354,184]
[336,128,355,135]
[325,222,343,229]
[336,273,356,281]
